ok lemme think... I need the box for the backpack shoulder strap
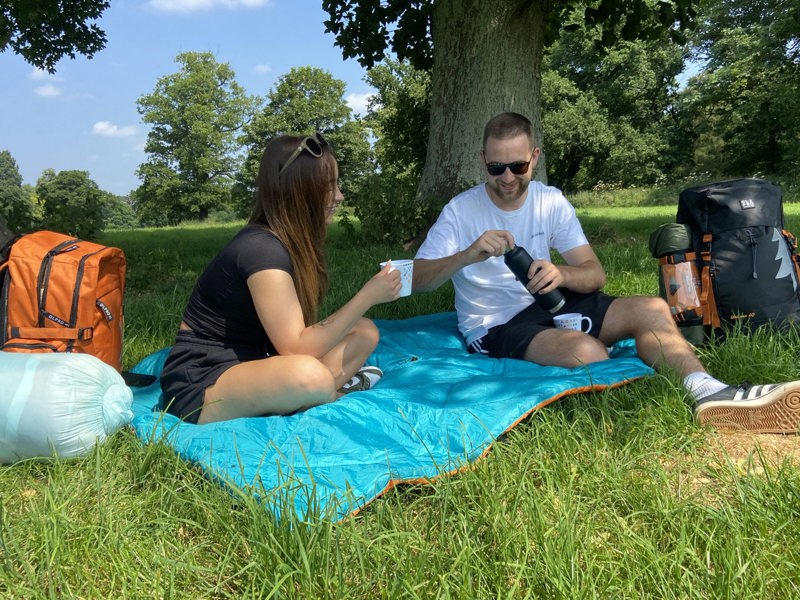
[0,235,18,347]
[698,233,721,328]
[0,234,21,266]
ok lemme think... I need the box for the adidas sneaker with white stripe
[694,381,800,434]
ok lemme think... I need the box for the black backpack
[650,178,800,343]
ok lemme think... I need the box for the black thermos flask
[504,245,566,313]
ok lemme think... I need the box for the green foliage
[336,59,433,243]
[330,118,373,199]
[131,162,182,227]
[101,191,138,230]
[322,0,434,70]
[323,0,699,71]
[36,169,104,239]
[342,165,432,244]
[677,0,800,177]
[542,28,685,191]
[236,66,371,214]
[561,0,698,46]
[540,71,615,191]
[364,59,430,180]
[0,0,108,72]
[0,150,35,233]
[135,52,259,225]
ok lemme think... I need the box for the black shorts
[159,330,270,424]
[468,290,616,359]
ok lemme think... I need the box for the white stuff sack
[0,352,133,464]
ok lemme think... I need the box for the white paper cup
[380,259,414,297]
[553,312,592,333]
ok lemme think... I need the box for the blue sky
[0,0,373,196]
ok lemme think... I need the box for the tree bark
[411,0,550,247]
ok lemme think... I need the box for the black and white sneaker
[338,366,383,394]
[694,381,800,433]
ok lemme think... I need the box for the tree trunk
[410,0,550,247]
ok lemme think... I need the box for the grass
[2,192,800,598]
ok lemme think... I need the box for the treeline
[542,0,799,192]
[0,0,796,241]
[0,158,138,240]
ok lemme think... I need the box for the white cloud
[148,0,211,11]
[226,0,270,6]
[148,0,271,13]
[35,85,62,97]
[92,121,138,137]
[346,92,373,116]
[254,63,271,75]
[30,68,64,82]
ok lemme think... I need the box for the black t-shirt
[182,225,293,353]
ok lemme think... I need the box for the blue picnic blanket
[130,312,653,520]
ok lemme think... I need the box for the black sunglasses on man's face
[484,159,531,177]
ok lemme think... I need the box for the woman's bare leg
[197,318,379,423]
[198,354,336,424]
[318,317,380,390]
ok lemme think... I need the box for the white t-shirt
[416,181,589,344]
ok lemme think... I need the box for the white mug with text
[379,259,414,297]
[553,312,592,333]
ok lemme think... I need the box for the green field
[2,198,800,598]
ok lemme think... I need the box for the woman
[160,132,400,424]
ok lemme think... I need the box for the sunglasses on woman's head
[279,132,329,175]
[484,159,531,177]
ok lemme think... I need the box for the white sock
[683,372,728,401]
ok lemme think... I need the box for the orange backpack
[0,231,126,371]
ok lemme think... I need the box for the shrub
[342,168,431,244]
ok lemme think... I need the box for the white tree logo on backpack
[773,228,799,291]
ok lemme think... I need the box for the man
[412,111,800,434]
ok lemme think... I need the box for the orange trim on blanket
[345,375,649,519]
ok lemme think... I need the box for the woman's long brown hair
[249,135,334,325]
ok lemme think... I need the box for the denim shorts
[468,290,616,359]
[159,330,270,424]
